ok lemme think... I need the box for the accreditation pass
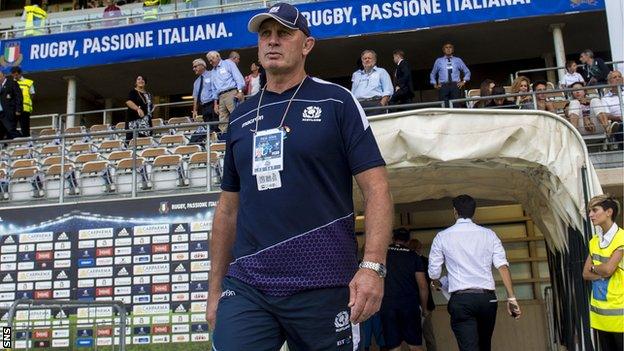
[253,128,284,191]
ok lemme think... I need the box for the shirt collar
[598,222,618,246]
[360,66,378,74]
[397,59,403,66]
[456,218,473,224]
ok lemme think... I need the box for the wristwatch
[359,261,387,278]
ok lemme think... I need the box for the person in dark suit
[390,49,415,106]
[0,69,23,140]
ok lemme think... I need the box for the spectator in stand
[381,228,429,351]
[206,50,245,133]
[351,49,393,115]
[579,49,609,86]
[567,81,610,135]
[228,51,241,66]
[408,238,437,351]
[191,58,218,133]
[430,42,471,107]
[533,80,556,113]
[390,49,414,106]
[475,79,495,108]
[601,70,623,149]
[510,76,532,109]
[125,75,153,140]
[486,85,516,109]
[560,60,585,88]
[0,70,23,140]
[244,62,262,96]
[103,0,122,26]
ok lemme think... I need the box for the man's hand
[434,84,441,89]
[348,268,383,324]
[457,80,466,88]
[192,110,198,119]
[507,297,521,320]
[206,289,221,330]
[430,280,441,291]
[235,91,245,102]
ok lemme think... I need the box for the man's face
[579,53,588,64]
[361,52,376,71]
[11,71,20,80]
[231,56,240,65]
[608,71,623,86]
[207,55,219,68]
[443,44,454,56]
[534,84,547,100]
[392,54,400,64]
[192,62,205,76]
[258,20,312,74]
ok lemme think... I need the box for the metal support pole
[532,91,538,110]
[616,83,624,122]
[59,131,66,204]
[549,24,567,85]
[206,123,211,192]
[64,76,77,128]
[131,129,138,197]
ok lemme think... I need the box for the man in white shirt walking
[428,195,521,351]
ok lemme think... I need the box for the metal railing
[1,0,318,38]
[6,298,128,351]
[512,60,624,83]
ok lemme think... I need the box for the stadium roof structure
[360,109,602,251]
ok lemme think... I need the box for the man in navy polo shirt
[381,228,429,351]
[206,3,393,350]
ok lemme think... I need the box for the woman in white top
[560,60,585,88]
[244,62,262,96]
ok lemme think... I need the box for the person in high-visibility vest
[583,194,623,351]
[10,66,34,138]
[22,2,47,36]
[143,0,159,21]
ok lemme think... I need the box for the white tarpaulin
[361,109,603,251]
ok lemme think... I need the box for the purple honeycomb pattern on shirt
[227,215,358,296]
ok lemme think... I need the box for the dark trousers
[0,112,21,140]
[202,102,219,134]
[448,291,498,351]
[597,330,623,351]
[359,98,386,116]
[18,111,30,137]
[439,82,462,107]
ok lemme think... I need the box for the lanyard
[252,76,307,133]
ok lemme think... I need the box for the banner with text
[0,0,605,73]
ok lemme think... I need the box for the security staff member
[429,42,471,107]
[207,3,393,350]
[191,58,218,133]
[381,228,429,351]
[583,194,623,351]
[143,0,159,21]
[429,195,521,351]
[11,67,34,138]
[22,2,47,36]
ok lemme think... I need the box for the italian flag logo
[0,42,23,67]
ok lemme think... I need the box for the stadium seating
[188,151,208,188]
[80,160,114,196]
[116,157,149,193]
[45,163,77,198]
[152,154,185,190]
[9,166,42,201]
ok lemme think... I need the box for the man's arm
[206,191,239,330]
[380,70,394,105]
[459,58,471,82]
[427,236,443,280]
[430,59,439,87]
[592,248,624,278]
[498,265,521,319]
[349,166,393,324]
[416,272,429,315]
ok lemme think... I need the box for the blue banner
[0,0,605,73]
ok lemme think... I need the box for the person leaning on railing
[532,80,556,113]
[582,194,623,351]
[22,1,47,36]
[601,70,623,149]
[566,81,609,135]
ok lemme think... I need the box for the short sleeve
[220,132,240,192]
[339,92,385,175]
[413,252,425,272]
[491,231,509,269]
[128,89,138,102]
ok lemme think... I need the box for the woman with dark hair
[125,75,153,140]
[475,79,495,108]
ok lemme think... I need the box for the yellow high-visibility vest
[589,227,624,333]
[143,0,159,21]
[23,5,47,36]
[17,78,34,113]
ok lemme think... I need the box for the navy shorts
[213,277,362,351]
[379,303,422,348]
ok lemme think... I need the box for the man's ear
[302,36,315,56]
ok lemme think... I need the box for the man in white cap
[206,3,393,350]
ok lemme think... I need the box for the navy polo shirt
[382,243,425,308]
[221,76,385,296]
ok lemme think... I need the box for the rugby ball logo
[302,106,322,121]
